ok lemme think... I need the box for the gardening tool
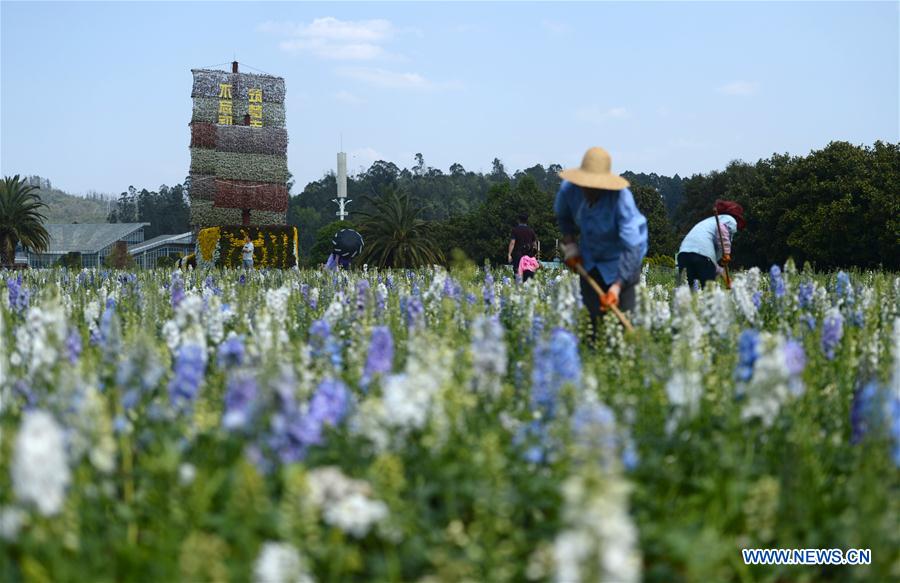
[332,229,364,258]
[567,259,635,333]
[713,206,732,290]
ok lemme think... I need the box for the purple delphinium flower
[217,334,246,369]
[374,287,386,317]
[356,279,370,312]
[802,313,817,331]
[501,276,510,286]
[239,274,246,285]
[783,339,806,377]
[798,282,814,309]
[769,265,785,298]
[466,293,477,305]
[65,328,82,364]
[268,377,350,463]
[13,380,37,409]
[752,291,762,310]
[736,329,760,382]
[405,295,425,329]
[168,343,206,410]
[821,310,844,360]
[171,272,185,309]
[362,326,394,389]
[531,328,581,419]
[6,276,30,313]
[300,284,309,302]
[222,370,258,431]
[851,309,865,328]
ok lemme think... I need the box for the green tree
[356,188,443,268]
[309,219,354,266]
[631,184,677,258]
[0,175,50,266]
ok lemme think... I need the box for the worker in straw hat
[555,147,648,324]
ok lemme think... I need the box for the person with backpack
[555,147,648,323]
[507,213,537,274]
[676,200,746,289]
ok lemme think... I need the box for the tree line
[103,141,897,269]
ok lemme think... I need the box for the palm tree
[0,175,50,267]
[356,188,443,268]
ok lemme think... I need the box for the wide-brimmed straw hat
[559,147,630,191]
[714,199,746,230]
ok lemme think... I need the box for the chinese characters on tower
[218,83,233,125]
[248,88,263,127]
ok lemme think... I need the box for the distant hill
[33,187,111,224]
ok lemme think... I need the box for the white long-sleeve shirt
[678,215,736,265]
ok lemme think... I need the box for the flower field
[1,264,898,582]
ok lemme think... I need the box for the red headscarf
[714,200,746,230]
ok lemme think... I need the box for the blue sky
[2,1,897,195]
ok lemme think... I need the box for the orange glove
[562,243,583,270]
[720,254,732,266]
[600,284,620,312]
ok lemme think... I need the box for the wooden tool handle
[572,263,635,333]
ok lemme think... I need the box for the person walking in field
[241,235,254,270]
[517,254,541,283]
[555,147,648,324]
[508,213,537,275]
[676,200,745,289]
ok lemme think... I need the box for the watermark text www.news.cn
[742,548,872,566]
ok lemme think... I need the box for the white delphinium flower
[700,287,733,339]
[13,410,71,516]
[253,542,314,583]
[740,333,805,427]
[0,507,27,541]
[323,492,389,538]
[265,285,291,323]
[307,467,389,538]
[665,370,703,418]
[84,300,100,338]
[323,294,344,326]
[162,294,206,354]
[552,475,641,583]
[891,318,900,397]
[204,294,225,345]
[731,273,759,324]
[470,316,507,398]
[15,300,67,381]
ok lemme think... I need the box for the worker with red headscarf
[676,200,746,288]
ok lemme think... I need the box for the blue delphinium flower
[851,309,865,328]
[405,295,424,329]
[513,420,550,464]
[483,273,495,307]
[835,271,852,302]
[769,265,785,298]
[168,343,206,410]
[300,283,309,302]
[222,370,258,431]
[531,328,581,419]
[217,334,246,369]
[850,381,881,445]
[821,310,844,360]
[375,287,386,317]
[798,282,814,309]
[269,378,350,463]
[736,329,760,382]
[466,293,477,305]
[204,275,222,296]
[889,398,900,467]
[65,328,82,364]
[531,316,545,343]
[13,380,37,409]
[239,274,246,285]
[752,291,762,310]
[310,319,342,368]
[783,339,806,396]
[362,326,393,389]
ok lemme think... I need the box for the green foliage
[57,251,82,269]
[0,175,50,266]
[674,141,899,269]
[108,184,190,239]
[103,242,135,269]
[631,184,678,257]
[309,220,352,267]
[357,188,444,268]
[156,254,181,269]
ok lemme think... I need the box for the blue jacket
[554,181,648,285]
